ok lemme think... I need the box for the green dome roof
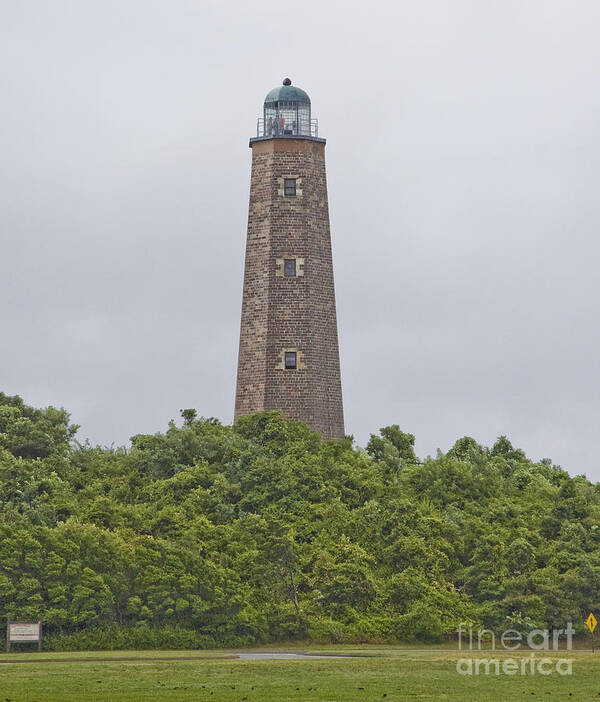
[264,78,310,104]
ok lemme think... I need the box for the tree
[366,425,418,474]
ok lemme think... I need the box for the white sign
[8,622,41,642]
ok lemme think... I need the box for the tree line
[0,392,598,650]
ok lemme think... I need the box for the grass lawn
[0,647,598,701]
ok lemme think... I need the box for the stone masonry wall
[234,138,344,440]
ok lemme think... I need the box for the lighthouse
[234,79,344,440]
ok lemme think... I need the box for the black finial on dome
[283,77,292,86]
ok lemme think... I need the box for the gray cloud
[1,0,598,478]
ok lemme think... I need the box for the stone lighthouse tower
[234,78,344,439]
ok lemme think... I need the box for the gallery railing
[256,118,319,138]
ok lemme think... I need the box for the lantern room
[255,78,318,139]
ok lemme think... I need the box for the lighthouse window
[284,178,297,197]
[285,351,297,369]
[284,259,297,277]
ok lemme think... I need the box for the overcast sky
[1,1,599,480]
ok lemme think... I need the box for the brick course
[234,137,345,439]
